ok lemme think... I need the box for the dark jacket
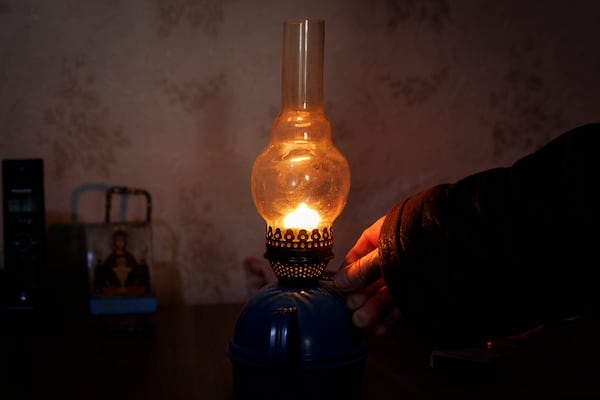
[379,123,600,349]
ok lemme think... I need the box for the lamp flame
[283,202,320,230]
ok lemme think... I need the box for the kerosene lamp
[227,19,367,399]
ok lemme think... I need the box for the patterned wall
[1,0,599,304]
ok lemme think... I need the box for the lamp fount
[251,19,350,282]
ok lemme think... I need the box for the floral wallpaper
[1,0,599,304]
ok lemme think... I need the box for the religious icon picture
[85,222,157,314]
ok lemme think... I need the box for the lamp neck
[281,19,324,111]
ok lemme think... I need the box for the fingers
[351,284,395,330]
[243,256,277,290]
[334,249,381,292]
[341,216,385,266]
[346,277,385,310]
[333,215,402,335]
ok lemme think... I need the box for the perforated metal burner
[264,226,334,281]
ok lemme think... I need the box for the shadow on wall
[151,218,183,305]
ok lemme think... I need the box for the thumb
[334,249,381,292]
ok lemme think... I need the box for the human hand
[243,256,277,296]
[334,216,401,335]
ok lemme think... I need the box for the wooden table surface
[1,304,599,400]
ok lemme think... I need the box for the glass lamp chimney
[251,19,351,283]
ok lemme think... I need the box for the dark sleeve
[378,123,600,349]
